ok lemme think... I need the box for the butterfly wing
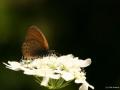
[22,25,49,59]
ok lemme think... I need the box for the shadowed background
[0,0,120,90]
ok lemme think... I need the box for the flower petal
[3,61,21,71]
[62,72,74,81]
[79,82,94,90]
[41,77,49,86]
[79,58,91,67]
[79,83,89,90]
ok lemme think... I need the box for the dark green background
[0,0,120,90]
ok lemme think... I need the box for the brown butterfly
[22,25,49,60]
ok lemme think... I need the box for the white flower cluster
[4,54,94,90]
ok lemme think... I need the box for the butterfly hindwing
[22,25,49,59]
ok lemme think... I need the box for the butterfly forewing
[22,25,49,59]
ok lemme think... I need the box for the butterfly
[22,25,49,60]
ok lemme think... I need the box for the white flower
[3,54,94,90]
